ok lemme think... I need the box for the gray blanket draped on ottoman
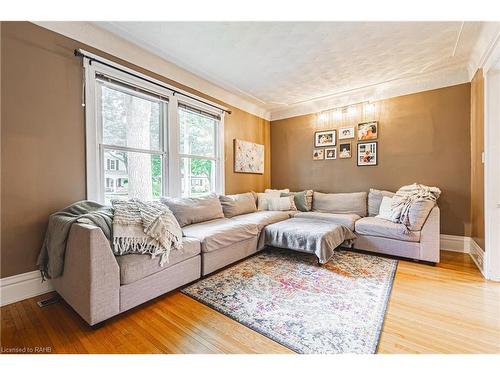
[263,218,356,264]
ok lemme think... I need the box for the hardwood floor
[1,251,499,354]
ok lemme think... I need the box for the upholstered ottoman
[263,218,356,264]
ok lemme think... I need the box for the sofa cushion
[116,237,201,285]
[368,188,395,216]
[219,192,257,218]
[256,191,281,210]
[160,193,224,227]
[267,196,297,211]
[355,217,420,242]
[182,218,259,253]
[294,212,361,231]
[408,200,436,231]
[232,210,290,231]
[312,191,368,217]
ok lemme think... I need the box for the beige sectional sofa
[53,189,440,325]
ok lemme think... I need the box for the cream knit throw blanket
[390,183,441,228]
[111,199,183,266]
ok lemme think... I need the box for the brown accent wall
[0,22,270,278]
[271,84,471,236]
[470,70,485,250]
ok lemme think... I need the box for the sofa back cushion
[368,188,395,216]
[408,200,436,231]
[257,191,281,210]
[160,193,224,227]
[312,191,368,217]
[267,196,297,211]
[219,192,257,218]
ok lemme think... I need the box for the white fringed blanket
[112,199,183,266]
[390,183,441,228]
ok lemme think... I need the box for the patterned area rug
[183,248,397,354]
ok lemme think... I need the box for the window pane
[179,107,216,157]
[103,149,162,204]
[100,83,162,151]
[180,157,215,197]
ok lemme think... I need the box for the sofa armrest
[419,205,440,263]
[52,223,120,325]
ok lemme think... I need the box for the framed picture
[338,126,355,140]
[357,121,378,141]
[314,130,336,147]
[313,149,324,160]
[233,139,265,174]
[357,142,377,166]
[339,143,352,159]
[325,148,337,160]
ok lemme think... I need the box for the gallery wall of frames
[312,102,378,166]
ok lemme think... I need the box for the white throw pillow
[376,196,394,221]
[257,192,281,210]
[265,188,290,194]
[267,196,297,211]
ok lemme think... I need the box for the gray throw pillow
[281,191,310,212]
[160,193,224,227]
[219,192,257,218]
[368,188,395,216]
[312,191,368,217]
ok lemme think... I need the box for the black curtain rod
[74,49,231,115]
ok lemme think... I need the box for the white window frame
[83,55,225,202]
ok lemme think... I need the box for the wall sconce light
[364,102,375,115]
[318,112,327,122]
[347,106,357,116]
[333,109,342,120]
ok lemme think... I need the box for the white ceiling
[96,22,486,118]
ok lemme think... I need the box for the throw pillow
[160,193,224,227]
[267,196,297,211]
[281,191,309,212]
[375,196,394,221]
[265,188,290,194]
[368,188,395,216]
[257,191,281,211]
[219,192,257,218]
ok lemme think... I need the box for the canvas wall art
[234,139,265,174]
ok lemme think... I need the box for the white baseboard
[0,270,54,307]
[440,234,471,253]
[440,234,486,277]
[469,238,486,278]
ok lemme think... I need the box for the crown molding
[32,22,271,121]
[467,22,500,80]
[269,64,470,121]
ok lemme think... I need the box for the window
[179,105,218,197]
[84,56,224,203]
[98,80,165,204]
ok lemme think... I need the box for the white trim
[33,22,271,121]
[470,239,486,278]
[440,234,471,253]
[0,271,54,307]
[439,235,487,277]
[483,41,500,282]
[270,65,470,121]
